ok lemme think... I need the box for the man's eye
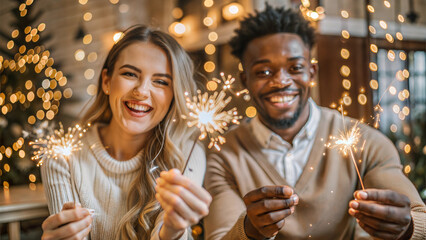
[256,70,272,77]
[290,65,304,72]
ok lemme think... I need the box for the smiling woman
[40,25,211,240]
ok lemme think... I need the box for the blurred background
[0,0,425,239]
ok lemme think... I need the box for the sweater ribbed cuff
[237,211,251,240]
[410,210,425,240]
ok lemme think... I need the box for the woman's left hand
[155,169,212,240]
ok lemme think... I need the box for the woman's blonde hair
[81,25,198,239]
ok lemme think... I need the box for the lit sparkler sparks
[30,123,90,166]
[182,89,242,151]
[212,72,249,97]
[330,110,365,190]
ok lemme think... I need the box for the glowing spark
[212,72,249,98]
[330,110,365,190]
[182,89,242,150]
[30,123,90,166]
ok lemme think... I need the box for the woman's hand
[155,169,212,240]
[41,202,93,240]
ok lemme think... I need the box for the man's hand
[243,186,299,239]
[349,189,412,240]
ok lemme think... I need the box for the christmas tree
[0,0,68,188]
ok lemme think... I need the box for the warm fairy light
[367,5,375,13]
[387,50,395,61]
[109,0,119,4]
[404,165,411,174]
[88,52,97,62]
[343,96,352,106]
[168,22,186,37]
[392,104,400,113]
[172,8,183,19]
[329,116,365,190]
[402,89,410,98]
[340,49,350,59]
[205,44,216,55]
[396,70,405,81]
[340,65,350,77]
[402,106,410,116]
[83,34,92,44]
[369,79,378,89]
[342,79,351,90]
[222,2,244,21]
[398,14,405,22]
[369,62,378,71]
[83,12,92,21]
[29,174,36,182]
[79,0,88,5]
[204,0,214,8]
[379,20,387,29]
[206,81,218,91]
[341,30,350,39]
[404,144,411,154]
[203,17,214,27]
[30,123,90,166]
[399,52,406,60]
[208,32,218,42]
[385,34,394,43]
[389,86,397,95]
[402,69,410,78]
[396,32,403,41]
[384,1,391,8]
[204,61,215,72]
[245,106,257,118]
[182,89,242,151]
[340,10,349,18]
[390,124,397,132]
[113,32,124,43]
[87,84,97,96]
[358,94,367,105]
[63,88,73,98]
[368,26,376,34]
[74,49,85,61]
[118,4,129,13]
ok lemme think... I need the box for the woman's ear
[101,69,110,95]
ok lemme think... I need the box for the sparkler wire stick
[182,137,198,174]
[333,109,365,190]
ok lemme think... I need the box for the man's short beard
[255,97,308,129]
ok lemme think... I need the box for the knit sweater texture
[41,124,206,239]
[204,107,425,240]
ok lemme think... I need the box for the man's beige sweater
[204,107,425,240]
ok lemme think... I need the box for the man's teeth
[269,95,295,103]
[126,102,151,111]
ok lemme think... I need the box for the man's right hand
[243,186,298,239]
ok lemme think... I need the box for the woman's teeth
[126,102,151,112]
[269,95,295,103]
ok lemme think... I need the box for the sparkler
[182,89,242,151]
[330,109,365,190]
[30,123,90,166]
[212,72,249,98]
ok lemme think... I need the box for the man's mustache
[260,88,300,98]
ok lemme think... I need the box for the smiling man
[204,4,425,240]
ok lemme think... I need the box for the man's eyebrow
[119,64,141,73]
[251,59,270,67]
[250,56,306,67]
[153,73,172,80]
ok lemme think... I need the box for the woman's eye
[153,79,169,86]
[122,72,137,78]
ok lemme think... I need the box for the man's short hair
[229,4,316,60]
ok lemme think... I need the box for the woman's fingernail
[348,208,356,216]
[357,191,368,200]
[350,201,359,209]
